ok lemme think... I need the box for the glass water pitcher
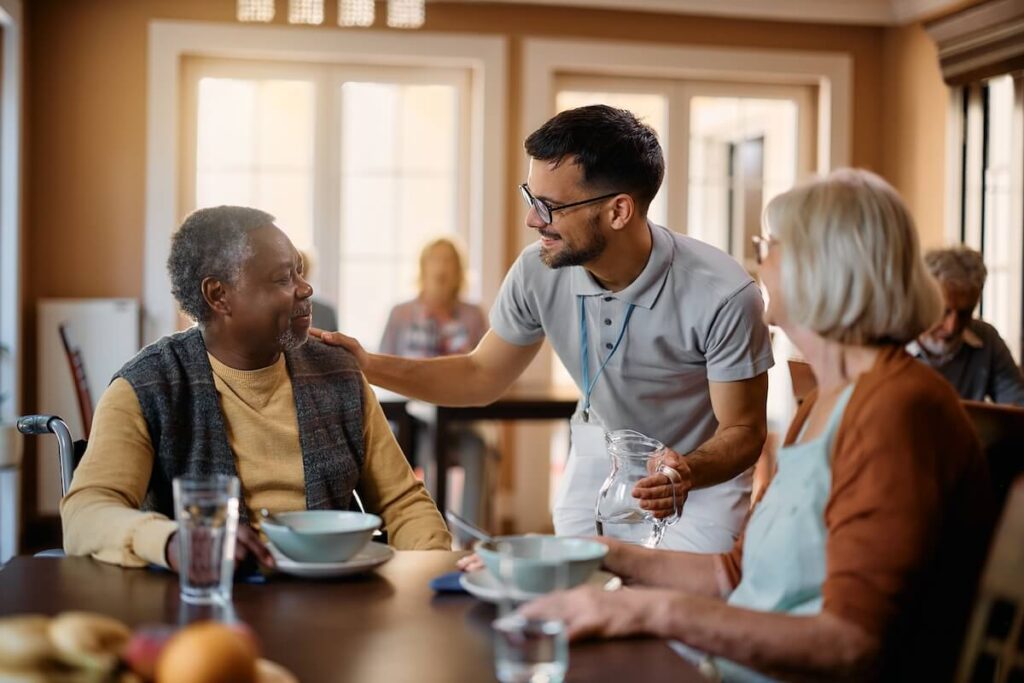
[595,429,682,548]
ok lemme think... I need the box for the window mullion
[315,65,343,314]
[964,83,986,249]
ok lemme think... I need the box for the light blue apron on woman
[671,384,855,682]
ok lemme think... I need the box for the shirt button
[604,318,612,326]
[605,342,613,350]
[603,296,613,302]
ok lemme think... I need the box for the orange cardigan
[721,345,993,679]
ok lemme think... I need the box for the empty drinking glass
[172,475,240,605]
[492,541,569,683]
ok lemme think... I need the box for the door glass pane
[688,97,798,271]
[340,81,460,347]
[555,90,669,226]
[981,75,1020,361]
[195,78,316,250]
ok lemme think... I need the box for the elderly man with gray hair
[62,205,450,572]
[908,245,1024,405]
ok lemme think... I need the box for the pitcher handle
[657,464,684,525]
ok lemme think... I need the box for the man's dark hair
[167,205,275,322]
[524,105,664,213]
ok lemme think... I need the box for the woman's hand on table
[518,585,660,641]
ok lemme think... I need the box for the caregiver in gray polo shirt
[317,104,774,552]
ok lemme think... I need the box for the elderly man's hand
[632,449,691,519]
[235,524,275,568]
[456,553,485,573]
[518,585,656,641]
[165,524,274,574]
[309,328,369,369]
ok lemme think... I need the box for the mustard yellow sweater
[60,353,450,568]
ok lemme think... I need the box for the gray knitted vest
[115,327,364,521]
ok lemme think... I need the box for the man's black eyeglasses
[518,183,621,225]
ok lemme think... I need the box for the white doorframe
[146,20,508,343]
[0,0,22,422]
[0,0,23,564]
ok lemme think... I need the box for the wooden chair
[956,476,1024,682]
[962,400,1024,512]
[787,359,816,406]
[58,323,94,438]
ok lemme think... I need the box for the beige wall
[881,22,951,249]
[24,0,887,303]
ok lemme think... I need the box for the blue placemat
[430,570,467,594]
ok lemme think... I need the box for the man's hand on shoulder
[310,328,370,369]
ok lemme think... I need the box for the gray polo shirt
[907,319,1024,406]
[491,223,775,538]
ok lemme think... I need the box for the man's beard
[918,333,963,364]
[277,304,312,351]
[277,326,308,351]
[539,215,607,269]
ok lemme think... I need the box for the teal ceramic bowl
[261,511,381,563]
[474,535,609,595]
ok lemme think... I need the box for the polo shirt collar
[569,222,673,310]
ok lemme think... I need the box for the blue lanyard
[579,296,635,422]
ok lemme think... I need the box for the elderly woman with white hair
[522,169,993,681]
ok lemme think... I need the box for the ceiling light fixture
[339,0,375,27]
[387,0,426,29]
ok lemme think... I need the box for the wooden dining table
[0,551,704,682]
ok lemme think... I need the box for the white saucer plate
[268,541,394,579]
[459,569,617,604]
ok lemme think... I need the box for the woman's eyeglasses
[751,235,778,265]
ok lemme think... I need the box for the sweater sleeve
[357,378,452,550]
[820,384,966,637]
[59,378,178,568]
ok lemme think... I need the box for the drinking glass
[172,475,240,605]
[492,541,569,683]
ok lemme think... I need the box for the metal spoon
[259,508,292,529]
[444,509,493,546]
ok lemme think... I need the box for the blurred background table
[404,387,580,514]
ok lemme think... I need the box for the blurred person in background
[379,237,493,528]
[908,245,1024,405]
[379,237,487,358]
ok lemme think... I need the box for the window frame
[180,57,473,331]
[145,21,507,344]
[555,75,816,265]
[946,74,1024,363]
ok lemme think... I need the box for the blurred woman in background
[380,238,493,529]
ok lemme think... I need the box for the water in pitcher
[595,429,681,548]
[595,509,667,547]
